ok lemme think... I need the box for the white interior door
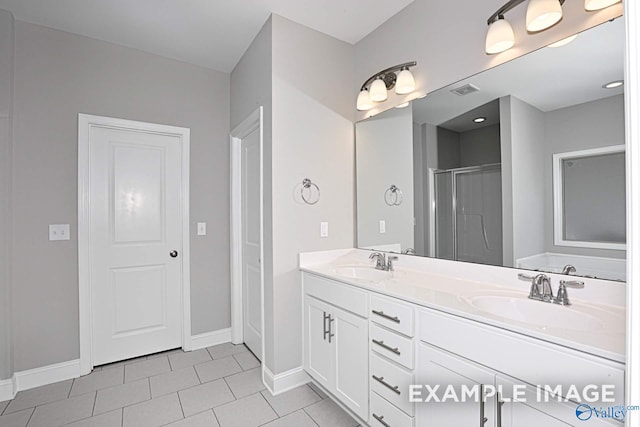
[89,121,185,366]
[241,128,262,359]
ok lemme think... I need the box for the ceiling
[412,17,625,126]
[0,0,414,72]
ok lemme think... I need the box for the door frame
[77,114,191,375]
[230,107,265,362]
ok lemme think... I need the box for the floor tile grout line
[301,407,321,427]
[175,391,185,420]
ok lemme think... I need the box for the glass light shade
[395,102,410,109]
[547,34,577,48]
[370,78,388,102]
[485,18,515,54]
[356,89,373,111]
[526,0,563,32]
[585,0,621,10]
[395,69,416,95]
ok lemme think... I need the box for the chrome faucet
[369,252,386,270]
[561,264,577,275]
[518,273,554,302]
[554,280,585,306]
[518,273,584,305]
[369,252,398,271]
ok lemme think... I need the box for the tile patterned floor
[0,344,360,427]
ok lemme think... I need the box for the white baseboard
[0,378,14,402]
[263,366,310,396]
[14,359,81,393]
[190,328,232,351]
[0,359,82,401]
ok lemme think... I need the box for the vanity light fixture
[486,0,619,55]
[473,117,487,123]
[356,61,417,111]
[395,102,410,109]
[585,0,622,11]
[603,80,624,89]
[526,0,563,32]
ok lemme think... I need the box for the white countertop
[300,249,626,364]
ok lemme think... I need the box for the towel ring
[301,178,320,205]
[384,185,403,206]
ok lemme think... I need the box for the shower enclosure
[432,164,503,266]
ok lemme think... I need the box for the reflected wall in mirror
[355,17,626,281]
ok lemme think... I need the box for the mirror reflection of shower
[432,164,502,266]
[428,99,502,266]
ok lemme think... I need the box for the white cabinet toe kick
[301,271,625,427]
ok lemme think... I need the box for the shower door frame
[429,163,501,262]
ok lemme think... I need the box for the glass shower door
[454,167,502,266]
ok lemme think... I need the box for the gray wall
[230,14,355,376]
[437,128,460,170]
[356,107,414,251]
[0,9,14,381]
[459,124,501,167]
[12,22,231,372]
[413,121,425,256]
[270,14,355,374]
[501,96,546,266]
[230,17,275,368]
[543,94,626,259]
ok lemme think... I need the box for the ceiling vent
[450,84,480,96]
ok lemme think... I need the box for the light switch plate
[320,222,329,238]
[379,220,386,234]
[197,222,207,236]
[49,224,70,241]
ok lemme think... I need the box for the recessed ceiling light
[603,80,624,89]
[395,102,410,109]
[473,117,487,123]
[548,34,578,48]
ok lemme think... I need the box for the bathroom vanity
[300,249,626,427]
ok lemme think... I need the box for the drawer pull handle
[372,310,400,323]
[372,339,401,355]
[372,375,401,395]
[373,413,391,427]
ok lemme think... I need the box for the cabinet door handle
[372,375,401,395]
[328,315,335,343]
[323,312,330,341]
[372,310,400,323]
[372,339,401,355]
[497,400,504,427]
[480,384,488,426]
[372,413,391,427]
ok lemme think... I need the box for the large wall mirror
[355,17,626,282]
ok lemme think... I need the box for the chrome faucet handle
[560,280,584,288]
[369,252,386,270]
[518,273,552,301]
[554,280,584,306]
[517,273,536,282]
[387,256,398,271]
[561,264,577,275]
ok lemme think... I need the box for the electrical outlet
[379,220,386,234]
[49,224,70,241]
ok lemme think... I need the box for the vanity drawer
[371,294,414,337]
[303,273,369,317]
[371,391,414,427]
[371,353,414,416]
[371,323,414,369]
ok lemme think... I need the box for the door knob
[170,250,178,258]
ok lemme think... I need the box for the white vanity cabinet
[302,273,369,420]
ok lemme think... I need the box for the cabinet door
[304,296,332,389]
[416,343,495,427]
[332,305,369,420]
[497,376,614,427]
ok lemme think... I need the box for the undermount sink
[466,295,604,331]
[333,266,391,282]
